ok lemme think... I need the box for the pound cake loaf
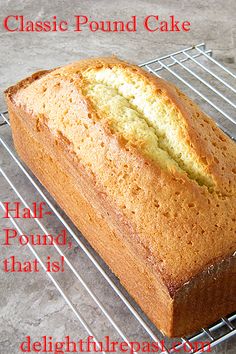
[5,57,236,337]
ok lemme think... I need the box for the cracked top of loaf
[6,57,236,293]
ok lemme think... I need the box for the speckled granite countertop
[0,1,235,353]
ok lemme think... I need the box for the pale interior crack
[83,67,213,188]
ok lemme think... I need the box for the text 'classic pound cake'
[5,57,236,337]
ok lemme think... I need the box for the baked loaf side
[5,57,236,336]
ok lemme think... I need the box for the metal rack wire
[0,43,235,353]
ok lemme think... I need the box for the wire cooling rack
[0,43,236,353]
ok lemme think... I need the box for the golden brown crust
[5,57,236,193]
[4,56,236,336]
[6,97,236,337]
[52,56,236,194]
